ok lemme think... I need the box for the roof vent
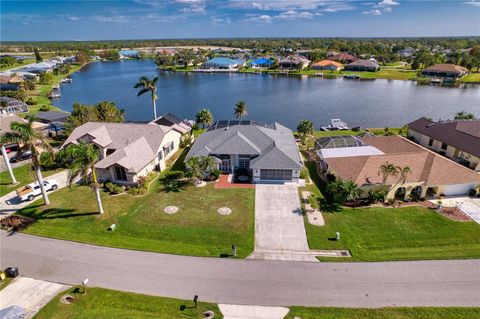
[225,126,229,130]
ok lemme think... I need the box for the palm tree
[196,108,213,129]
[134,76,158,120]
[390,166,412,190]
[186,156,203,183]
[200,155,217,173]
[378,162,397,191]
[62,142,104,214]
[297,120,314,145]
[1,116,52,205]
[234,101,248,120]
[340,180,362,202]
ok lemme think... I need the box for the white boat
[60,78,72,83]
[321,119,349,131]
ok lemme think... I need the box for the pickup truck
[16,179,58,201]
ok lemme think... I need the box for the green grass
[305,206,480,262]
[461,72,480,83]
[0,277,13,291]
[0,164,62,197]
[34,287,223,319]
[17,178,255,258]
[0,58,36,71]
[286,306,480,319]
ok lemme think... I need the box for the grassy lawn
[0,164,63,197]
[34,287,223,319]
[0,277,13,291]
[286,306,480,319]
[461,72,480,83]
[17,177,255,258]
[0,58,36,71]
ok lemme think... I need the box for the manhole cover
[217,207,232,215]
[164,206,179,214]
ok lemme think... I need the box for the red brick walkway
[214,174,255,189]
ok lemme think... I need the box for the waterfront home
[202,57,245,70]
[327,52,358,64]
[149,112,192,135]
[278,55,311,70]
[0,97,28,116]
[408,117,480,172]
[63,122,182,185]
[344,59,380,72]
[316,135,480,199]
[422,64,467,79]
[118,50,140,59]
[0,75,24,91]
[250,58,274,68]
[185,120,303,183]
[310,60,343,71]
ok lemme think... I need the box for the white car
[16,179,58,201]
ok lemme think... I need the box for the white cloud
[244,14,274,23]
[277,10,322,19]
[363,9,382,15]
[69,16,79,21]
[377,0,399,6]
[179,5,206,14]
[464,1,480,7]
[173,0,205,4]
[382,7,392,13]
[211,16,232,24]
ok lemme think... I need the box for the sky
[1,0,479,41]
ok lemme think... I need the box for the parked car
[9,151,33,163]
[16,179,58,201]
[3,144,19,154]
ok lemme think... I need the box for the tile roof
[186,121,302,170]
[327,53,358,62]
[311,60,343,68]
[423,64,467,74]
[64,122,176,173]
[408,117,480,158]
[324,135,480,187]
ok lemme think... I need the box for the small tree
[34,48,43,63]
[454,111,476,120]
[196,108,213,129]
[234,101,248,120]
[378,162,397,191]
[297,120,314,145]
[186,156,203,183]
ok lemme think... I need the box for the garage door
[443,184,476,196]
[260,169,292,181]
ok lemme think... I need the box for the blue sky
[1,1,479,41]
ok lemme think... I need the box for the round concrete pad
[164,206,179,214]
[217,207,232,216]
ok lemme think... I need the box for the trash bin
[5,267,18,278]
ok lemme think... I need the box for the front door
[115,166,127,181]
[220,159,231,173]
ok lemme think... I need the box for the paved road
[0,170,69,217]
[2,231,479,308]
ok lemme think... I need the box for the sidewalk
[0,170,69,218]
[219,304,290,319]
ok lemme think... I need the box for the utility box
[5,267,19,278]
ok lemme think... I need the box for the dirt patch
[0,215,35,231]
[438,207,472,221]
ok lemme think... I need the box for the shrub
[164,170,185,180]
[39,105,52,111]
[128,187,147,196]
[368,189,387,203]
[105,182,124,194]
[210,168,221,180]
[299,167,308,179]
[39,151,58,169]
[26,97,37,105]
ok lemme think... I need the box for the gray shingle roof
[186,121,302,170]
[64,122,175,173]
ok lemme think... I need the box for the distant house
[118,50,140,59]
[149,113,192,135]
[0,97,28,116]
[327,52,358,64]
[316,135,480,199]
[0,75,24,91]
[35,110,70,124]
[397,47,415,58]
[310,60,343,71]
[202,57,245,70]
[408,117,480,172]
[422,64,468,79]
[186,120,303,183]
[278,55,311,70]
[344,59,380,72]
[63,122,183,185]
[250,58,274,68]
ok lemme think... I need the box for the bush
[105,182,124,194]
[368,189,387,203]
[210,168,221,180]
[39,151,58,169]
[26,97,37,105]
[39,105,52,111]
[163,170,185,180]
[299,167,308,179]
[128,187,147,196]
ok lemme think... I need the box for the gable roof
[186,121,302,170]
[408,117,480,158]
[324,135,480,187]
[64,122,177,173]
[149,113,191,134]
[346,59,378,68]
[311,60,343,68]
[423,64,467,74]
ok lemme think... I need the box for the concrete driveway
[0,276,68,319]
[430,196,480,224]
[249,184,316,261]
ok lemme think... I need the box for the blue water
[53,59,480,129]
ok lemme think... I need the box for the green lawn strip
[305,205,480,262]
[0,277,13,291]
[18,180,255,258]
[0,58,36,71]
[34,287,223,319]
[286,306,480,319]
[0,164,63,197]
[461,72,480,83]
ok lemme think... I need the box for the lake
[53,59,480,130]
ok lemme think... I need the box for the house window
[238,155,250,169]
[428,138,434,147]
[163,141,175,157]
[441,143,448,150]
[158,150,163,160]
[115,166,127,181]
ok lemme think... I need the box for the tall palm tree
[234,101,248,120]
[378,162,397,191]
[134,76,158,120]
[196,108,213,129]
[1,116,52,205]
[62,142,104,214]
[297,120,314,145]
